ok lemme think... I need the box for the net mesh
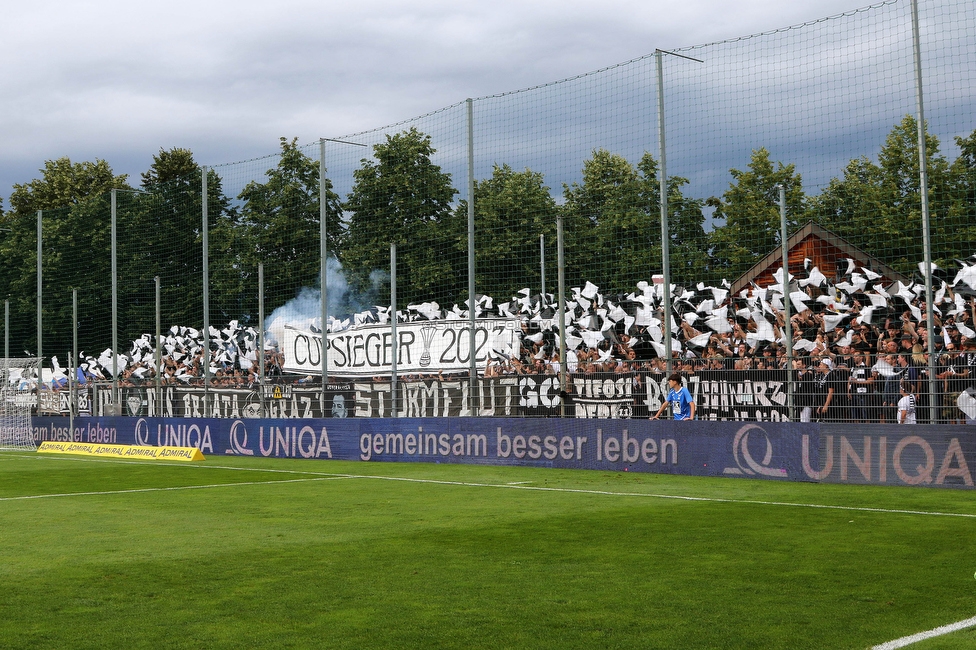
[0,358,39,450]
[1,0,975,422]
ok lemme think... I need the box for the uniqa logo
[134,418,152,446]
[226,420,254,456]
[723,424,788,477]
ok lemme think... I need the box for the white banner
[279,319,521,377]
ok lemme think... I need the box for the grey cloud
[0,0,958,205]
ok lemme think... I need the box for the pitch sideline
[0,475,355,502]
[872,615,976,649]
[3,452,976,519]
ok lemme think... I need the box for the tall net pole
[319,139,329,400]
[202,166,210,418]
[466,98,478,414]
[70,288,77,433]
[655,50,674,376]
[258,262,265,418]
[36,209,42,416]
[557,213,567,418]
[912,0,938,424]
[390,242,397,418]
[155,276,162,417]
[111,189,118,412]
[778,185,794,420]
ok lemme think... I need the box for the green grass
[1,452,975,649]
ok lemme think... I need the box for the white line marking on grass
[7,452,346,477]
[0,476,353,502]
[328,473,976,520]
[9,453,976,519]
[872,615,976,649]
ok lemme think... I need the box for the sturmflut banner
[60,371,795,421]
[277,319,521,377]
[31,416,976,489]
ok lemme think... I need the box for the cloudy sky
[1,0,888,204]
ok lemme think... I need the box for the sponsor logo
[134,418,151,446]
[133,417,213,452]
[226,420,255,456]
[802,433,974,486]
[724,424,788,477]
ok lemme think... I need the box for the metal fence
[2,0,976,423]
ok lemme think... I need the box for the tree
[707,148,805,280]
[341,128,459,308]
[237,138,343,318]
[562,149,643,292]
[453,164,557,302]
[8,158,129,214]
[0,158,130,358]
[122,148,236,337]
[810,115,954,274]
[944,127,976,263]
[637,154,710,287]
[561,149,708,293]
[808,156,887,255]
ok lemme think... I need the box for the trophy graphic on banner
[419,322,437,367]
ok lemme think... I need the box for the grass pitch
[1,451,975,649]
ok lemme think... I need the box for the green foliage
[459,164,558,301]
[809,115,956,275]
[945,127,976,265]
[562,149,649,292]
[341,128,459,307]
[236,138,344,318]
[641,154,710,287]
[0,158,130,356]
[707,147,805,280]
[5,120,976,359]
[8,158,129,214]
[125,148,235,338]
[562,149,708,293]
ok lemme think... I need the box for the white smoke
[265,257,389,347]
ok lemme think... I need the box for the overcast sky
[0,0,885,204]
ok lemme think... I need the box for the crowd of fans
[26,255,976,423]
[489,265,976,424]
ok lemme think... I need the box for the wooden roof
[730,221,911,295]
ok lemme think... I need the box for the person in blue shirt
[650,373,696,421]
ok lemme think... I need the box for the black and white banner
[278,319,521,377]
[76,370,793,421]
[91,383,357,419]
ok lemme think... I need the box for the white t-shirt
[897,394,916,424]
[566,350,578,373]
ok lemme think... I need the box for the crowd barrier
[41,371,794,420]
[39,369,974,424]
[31,415,976,490]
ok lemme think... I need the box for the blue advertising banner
[814,424,976,488]
[30,417,975,489]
